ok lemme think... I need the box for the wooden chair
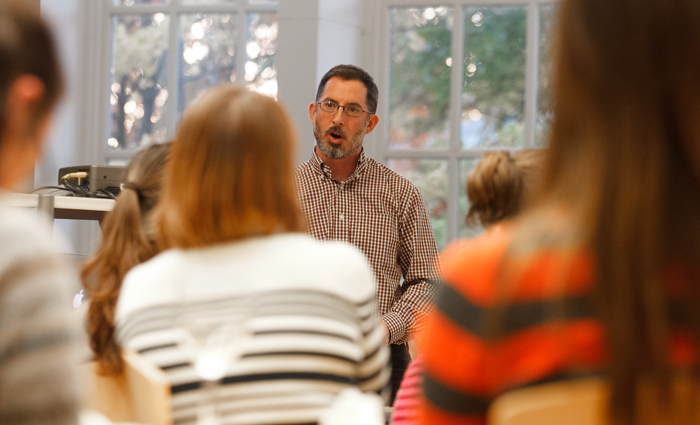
[79,350,171,425]
[488,378,608,425]
[488,376,700,425]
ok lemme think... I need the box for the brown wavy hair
[465,149,543,228]
[81,143,171,375]
[512,0,700,422]
[156,86,303,249]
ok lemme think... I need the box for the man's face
[309,77,378,160]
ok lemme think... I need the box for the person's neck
[315,146,361,182]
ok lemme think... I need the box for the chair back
[488,376,700,425]
[80,350,171,425]
[488,378,608,425]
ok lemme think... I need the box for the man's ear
[308,102,317,124]
[364,114,379,135]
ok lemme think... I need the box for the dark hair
[465,149,543,228]
[0,0,64,137]
[81,143,171,375]
[157,86,303,249]
[315,64,379,114]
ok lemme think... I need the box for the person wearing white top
[114,86,390,425]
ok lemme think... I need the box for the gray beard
[313,122,365,160]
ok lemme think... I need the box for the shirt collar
[311,147,367,183]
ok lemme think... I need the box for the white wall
[40,0,101,258]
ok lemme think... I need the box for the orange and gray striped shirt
[419,226,700,425]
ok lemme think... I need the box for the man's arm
[382,184,441,344]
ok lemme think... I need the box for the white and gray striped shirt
[115,233,390,425]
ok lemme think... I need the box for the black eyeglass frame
[315,100,374,117]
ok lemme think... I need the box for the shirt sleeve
[384,184,441,345]
[0,232,80,425]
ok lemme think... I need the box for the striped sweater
[115,233,390,425]
[0,201,80,425]
[419,227,700,425]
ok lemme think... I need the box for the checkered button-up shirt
[295,148,440,344]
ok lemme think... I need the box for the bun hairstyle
[465,149,543,228]
[81,143,171,375]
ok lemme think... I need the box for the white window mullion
[446,2,465,245]
[376,1,390,164]
[166,3,179,142]
[237,5,247,85]
[523,1,540,148]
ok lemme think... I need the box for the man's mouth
[326,128,346,142]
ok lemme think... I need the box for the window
[376,2,558,250]
[104,0,278,164]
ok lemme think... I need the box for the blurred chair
[488,378,608,425]
[80,350,171,425]
[488,376,700,425]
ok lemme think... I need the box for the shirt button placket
[338,182,348,239]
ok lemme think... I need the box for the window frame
[371,0,557,247]
[96,0,277,164]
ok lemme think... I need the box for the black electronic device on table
[57,165,127,198]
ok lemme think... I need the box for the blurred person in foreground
[0,1,80,423]
[80,143,170,375]
[114,86,390,425]
[392,150,543,425]
[419,0,700,423]
[295,64,440,404]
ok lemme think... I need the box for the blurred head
[0,0,63,189]
[158,86,303,248]
[465,149,543,228]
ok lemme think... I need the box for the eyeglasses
[316,99,373,117]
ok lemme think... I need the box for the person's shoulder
[294,156,316,175]
[269,233,369,269]
[364,157,421,196]
[115,248,188,326]
[439,226,515,305]
[123,248,181,284]
[0,206,62,266]
[266,233,375,301]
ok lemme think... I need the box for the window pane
[386,159,448,250]
[388,7,453,150]
[110,14,170,150]
[536,3,557,147]
[179,13,238,114]
[458,159,484,239]
[114,0,167,5]
[245,13,278,97]
[461,6,526,149]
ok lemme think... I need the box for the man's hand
[379,320,390,345]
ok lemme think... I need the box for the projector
[58,165,127,196]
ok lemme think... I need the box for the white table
[5,193,115,221]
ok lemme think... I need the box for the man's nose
[331,107,346,125]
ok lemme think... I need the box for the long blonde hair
[157,86,303,249]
